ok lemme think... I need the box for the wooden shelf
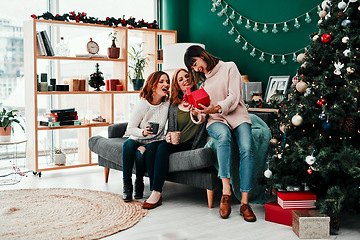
[248,108,279,113]
[24,19,176,172]
[37,122,110,130]
[36,55,126,62]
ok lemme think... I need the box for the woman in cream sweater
[122,71,170,202]
[184,45,256,222]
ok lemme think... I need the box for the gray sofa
[88,122,220,208]
[88,113,272,208]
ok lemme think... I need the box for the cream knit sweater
[124,98,170,145]
[192,61,251,130]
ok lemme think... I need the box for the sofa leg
[104,167,110,183]
[207,189,214,208]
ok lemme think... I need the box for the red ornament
[307,167,313,174]
[321,34,331,43]
[31,14,37,19]
[317,98,326,107]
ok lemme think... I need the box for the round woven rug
[0,188,148,239]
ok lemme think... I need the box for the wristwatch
[217,105,222,114]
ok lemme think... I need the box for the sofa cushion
[168,147,216,173]
[89,136,127,165]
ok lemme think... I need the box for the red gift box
[277,191,316,209]
[265,202,294,226]
[184,87,210,109]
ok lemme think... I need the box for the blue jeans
[122,138,146,180]
[207,122,254,192]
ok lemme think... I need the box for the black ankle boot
[123,178,133,202]
[134,178,144,199]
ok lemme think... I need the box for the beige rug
[0,188,148,239]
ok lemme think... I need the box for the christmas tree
[89,63,105,91]
[266,0,360,224]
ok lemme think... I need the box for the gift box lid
[277,191,316,201]
[265,202,294,213]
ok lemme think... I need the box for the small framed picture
[264,76,291,102]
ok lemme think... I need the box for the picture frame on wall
[264,76,291,102]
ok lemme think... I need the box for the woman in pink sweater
[184,45,256,222]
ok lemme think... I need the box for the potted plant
[0,108,25,142]
[53,148,66,165]
[128,43,150,91]
[108,31,120,59]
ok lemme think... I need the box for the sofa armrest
[108,122,128,138]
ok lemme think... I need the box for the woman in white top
[122,71,170,202]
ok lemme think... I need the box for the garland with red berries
[31,11,158,29]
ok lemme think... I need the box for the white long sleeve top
[124,98,170,145]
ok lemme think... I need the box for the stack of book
[39,108,81,127]
[264,191,316,226]
[36,30,55,56]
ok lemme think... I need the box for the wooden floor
[2,166,360,240]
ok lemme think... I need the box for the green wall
[162,0,322,92]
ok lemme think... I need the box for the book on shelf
[45,111,78,118]
[277,191,316,209]
[39,30,55,56]
[48,115,78,122]
[36,31,46,56]
[50,108,75,113]
[39,120,81,127]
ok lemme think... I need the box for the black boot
[123,178,133,202]
[134,178,144,199]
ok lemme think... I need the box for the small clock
[86,38,99,54]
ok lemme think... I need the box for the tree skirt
[0,188,148,239]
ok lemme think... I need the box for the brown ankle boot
[219,194,231,218]
[240,204,257,222]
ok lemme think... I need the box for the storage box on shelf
[24,19,176,172]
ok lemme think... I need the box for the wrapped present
[265,202,294,226]
[277,191,316,209]
[184,86,210,109]
[292,210,330,239]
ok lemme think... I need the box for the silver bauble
[306,155,316,165]
[292,114,303,126]
[264,169,272,178]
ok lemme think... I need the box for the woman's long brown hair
[170,68,197,105]
[140,71,169,103]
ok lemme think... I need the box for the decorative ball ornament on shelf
[296,81,307,92]
[297,53,305,63]
[321,33,331,43]
[292,114,303,126]
[264,169,273,178]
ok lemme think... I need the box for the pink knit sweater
[192,61,251,130]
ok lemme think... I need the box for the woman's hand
[142,125,153,136]
[165,132,172,143]
[196,102,220,115]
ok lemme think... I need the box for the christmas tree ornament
[297,53,305,63]
[338,1,347,10]
[321,33,331,43]
[346,67,355,73]
[317,98,327,107]
[319,112,327,121]
[342,36,349,43]
[313,35,319,41]
[323,121,331,130]
[296,81,307,92]
[319,10,327,18]
[305,155,316,165]
[340,117,356,132]
[343,49,351,56]
[349,0,358,2]
[307,167,313,174]
[279,124,286,133]
[269,138,279,147]
[264,169,272,178]
[321,0,331,10]
[292,75,300,85]
[304,87,312,96]
[292,114,303,126]
[333,61,344,75]
[341,19,351,27]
